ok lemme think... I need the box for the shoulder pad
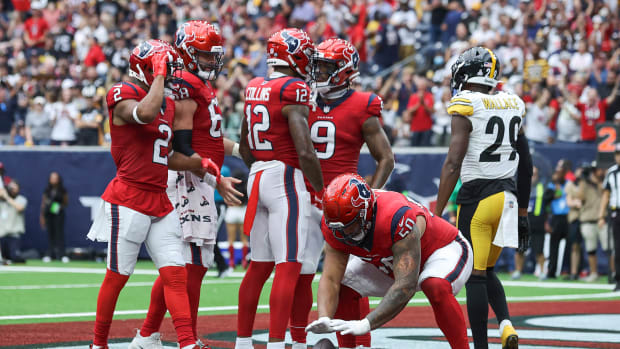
[447,94,474,116]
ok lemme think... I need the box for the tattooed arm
[366,224,421,329]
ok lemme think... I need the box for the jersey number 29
[479,116,521,162]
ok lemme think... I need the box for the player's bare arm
[435,115,471,216]
[362,116,394,189]
[284,104,324,192]
[239,115,255,168]
[223,137,242,158]
[365,224,421,329]
[317,243,349,319]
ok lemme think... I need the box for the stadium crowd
[0,0,618,147]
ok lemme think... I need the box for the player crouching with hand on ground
[306,174,473,349]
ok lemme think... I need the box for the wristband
[132,105,147,125]
[232,143,241,159]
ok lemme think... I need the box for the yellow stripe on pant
[457,191,505,271]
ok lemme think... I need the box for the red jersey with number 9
[101,81,175,217]
[168,70,225,168]
[308,90,382,190]
[322,190,458,278]
[244,75,312,169]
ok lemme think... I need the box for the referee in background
[599,144,620,292]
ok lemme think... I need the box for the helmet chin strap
[319,87,348,99]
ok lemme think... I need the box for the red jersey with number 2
[322,190,458,278]
[244,75,312,169]
[168,71,225,168]
[309,90,383,187]
[101,81,175,217]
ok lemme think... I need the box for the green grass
[0,260,617,325]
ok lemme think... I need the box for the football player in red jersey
[288,38,394,349]
[130,21,244,349]
[306,174,472,349]
[235,28,323,349]
[86,40,209,349]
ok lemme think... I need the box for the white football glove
[305,317,336,334]
[330,318,371,336]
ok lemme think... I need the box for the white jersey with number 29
[447,90,526,184]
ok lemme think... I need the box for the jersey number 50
[245,104,273,150]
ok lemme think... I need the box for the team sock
[421,277,468,349]
[356,297,371,347]
[186,263,208,338]
[159,266,194,348]
[237,261,274,337]
[466,274,489,349]
[229,245,236,268]
[242,245,249,268]
[486,268,510,324]
[93,269,129,346]
[140,276,166,337]
[290,274,315,344]
[334,285,363,348]
[269,262,302,339]
[266,342,285,349]
[235,336,253,349]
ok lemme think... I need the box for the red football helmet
[174,20,224,81]
[267,28,315,80]
[323,173,375,247]
[128,39,182,86]
[312,38,360,94]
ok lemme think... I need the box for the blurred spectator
[0,179,27,264]
[546,159,571,279]
[600,145,620,292]
[523,39,549,90]
[0,162,10,188]
[578,83,619,142]
[431,86,451,146]
[76,85,103,146]
[225,169,249,269]
[25,95,52,145]
[569,41,593,74]
[524,85,552,144]
[0,86,17,144]
[40,171,68,263]
[405,76,433,146]
[577,162,610,282]
[372,12,400,72]
[555,82,581,142]
[23,3,49,53]
[49,85,78,146]
[565,166,585,280]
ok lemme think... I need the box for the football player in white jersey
[434,46,533,349]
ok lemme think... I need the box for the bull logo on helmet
[281,31,300,54]
[136,41,153,58]
[348,177,371,207]
[175,23,188,47]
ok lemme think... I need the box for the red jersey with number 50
[168,71,225,168]
[322,190,458,278]
[309,90,382,188]
[244,75,312,169]
[101,82,175,217]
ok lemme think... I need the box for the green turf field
[1,260,617,326]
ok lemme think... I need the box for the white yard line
[0,265,247,277]
[1,292,618,321]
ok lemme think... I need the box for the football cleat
[128,329,163,349]
[501,324,519,349]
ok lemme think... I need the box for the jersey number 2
[153,124,172,165]
[479,116,521,162]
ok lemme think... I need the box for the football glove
[305,317,336,334]
[201,157,221,187]
[517,215,530,253]
[151,51,175,78]
[330,318,371,336]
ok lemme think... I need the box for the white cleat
[128,329,163,349]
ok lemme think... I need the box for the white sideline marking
[0,265,247,277]
[1,292,618,321]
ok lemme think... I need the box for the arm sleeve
[516,132,533,209]
[172,130,195,157]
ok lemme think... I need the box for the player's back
[310,90,383,185]
[169,70,224,168]
[244,75,312,169]
[448,90,525,184]
[101,81,175,217]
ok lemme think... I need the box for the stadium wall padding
[0,143,596,256]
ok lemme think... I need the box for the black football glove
[517,215,530,253]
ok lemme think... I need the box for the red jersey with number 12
[101,81,175,217]
[309,90,382,188]
[244,75,312,169]
[322,190,458,278]
[169,71,224,168]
